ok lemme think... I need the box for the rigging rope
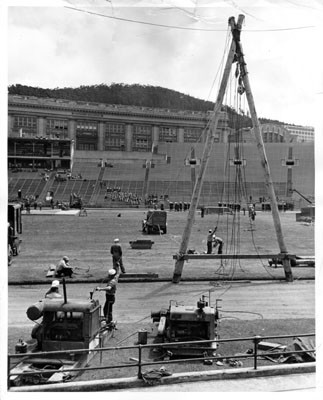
[206,57,281,281]
[156,24,232,205]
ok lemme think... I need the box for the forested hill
[8,83,285,127]
[8,83,216,111]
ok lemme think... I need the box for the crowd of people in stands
[104,186,142,206]
[54,172,83,181]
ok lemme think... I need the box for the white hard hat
[114,238,119,243]
[51,280,60,288]
[108,269,116,276]
[209,229,212,233]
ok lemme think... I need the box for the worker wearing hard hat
[212,234,224,254]
[110,238,126,274]
[45,280,62,299]
[207,227,218,254]
[55,256,74,278]
[96,269,119,324]
[32,280,62,348]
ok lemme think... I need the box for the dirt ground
[8,208,315,282]
[7,312,315,381]
[75,318,315,381]
[6,208,315,384]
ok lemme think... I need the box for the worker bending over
[212,234,224,254]
[207,227,218,254]
[56,256,74,278]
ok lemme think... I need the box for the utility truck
[142,210,167,234]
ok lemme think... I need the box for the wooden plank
[173,254,296,261]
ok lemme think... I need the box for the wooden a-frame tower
[172,14,294,284]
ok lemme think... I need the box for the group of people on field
[47,220,226,327]
[48,237,126,325]
[48,224,225,326]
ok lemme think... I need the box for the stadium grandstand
[8,95,314,210]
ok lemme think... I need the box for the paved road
[115,373,317,392]
[8,280,315,327]
[6,280,317,393]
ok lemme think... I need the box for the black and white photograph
[1,0,322,395]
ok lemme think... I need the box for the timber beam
[173,253,296,261]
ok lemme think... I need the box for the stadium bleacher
[8,177,47,201]
[8,142,314,209]
[72,161,101,180]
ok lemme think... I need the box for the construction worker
[212,234,224,254]
[32,280,62,348]
[45,280,62,299]
[248,205,256,221]
[110,238,126,274]
[8,222,14,254]
[207,227,217,254]
[96,269,119,324]
[55,256,74,278]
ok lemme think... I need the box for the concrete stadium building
[8,95,314,208]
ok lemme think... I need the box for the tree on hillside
[9,83,285,127]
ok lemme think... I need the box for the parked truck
[142,210,167,234]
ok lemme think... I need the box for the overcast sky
[4,0,323,129]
